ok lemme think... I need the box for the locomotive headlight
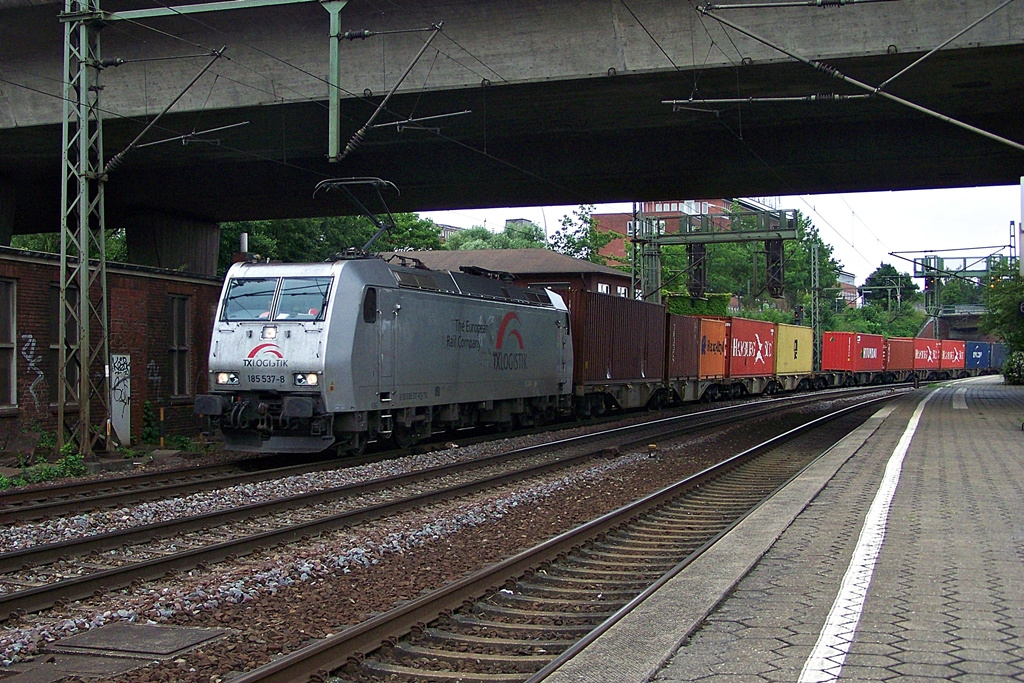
[293,372,319,387]
[216,372,239,385]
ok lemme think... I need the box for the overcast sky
[422,182,1023,285]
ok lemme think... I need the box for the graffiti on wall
[147,360,163,397]
[110,354,131,445]
[19,334,44,411]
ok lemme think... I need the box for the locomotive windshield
[221,276,332,322]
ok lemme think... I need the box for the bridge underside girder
[2,45,1023,238]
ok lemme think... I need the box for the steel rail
[0,457,351,524]
[229,394,901,683]
[0,384,898,522]
[0,387,898,622]
[0,386,894,572]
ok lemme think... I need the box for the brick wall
[0,248,221,452]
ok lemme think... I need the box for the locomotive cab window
[362,287,377,323]
[275,277,331,320]
[221,277,331,322]
[222,278,278,321]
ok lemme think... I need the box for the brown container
[667,315,727,379]
[563,290,666,384]
[885,337,915,372]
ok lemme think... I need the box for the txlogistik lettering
[243,358,289,368]
[493,352,528,371]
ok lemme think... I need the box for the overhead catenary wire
[104,46,226,173]
[877,0,1018,92]
[696,4,1024,153]
[703,0,899,9]
[337,23,443,162]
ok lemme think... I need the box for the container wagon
[992,342,1009,371]
[939,340,966,378]
[562,290,666,415]
[914,338,942,378]
[666,315,728,402]
[775,322,814,390]
[966,341,991,372]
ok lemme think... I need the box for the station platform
[545,375,1024,682]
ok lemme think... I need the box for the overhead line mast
[56,0,348,455]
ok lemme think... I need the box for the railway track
[0,385,892,526]
[228,395,895,683]
[0,455,351,524]
[0,387,899,625]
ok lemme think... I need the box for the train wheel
[392,427,417,449]
[346,433,367,457]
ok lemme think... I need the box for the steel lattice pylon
[59,0,109,456]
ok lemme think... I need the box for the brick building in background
[594,199,740,261]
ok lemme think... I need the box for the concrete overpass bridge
[1,0,1023,271]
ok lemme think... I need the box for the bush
[168,435,192,450]
[57,451,87,477]
[1002,351,1024,385]
[142,401,161,444]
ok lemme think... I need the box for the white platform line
[798,390,937,683]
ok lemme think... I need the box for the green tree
[217,213,442,275]
[549,205,616,265]
[981,261,1024,352]
[11,228,127,262]
[834,302,926,338]
[444,221,547,251]
[939,277,983,306]
[860,263,918,307]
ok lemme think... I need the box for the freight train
[194,253,1005,455]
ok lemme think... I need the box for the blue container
[992,343,1009,370]
[965,341,990,370]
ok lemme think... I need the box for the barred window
[169,296,191,396]
[0,280,14,407]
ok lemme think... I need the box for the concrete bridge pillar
[0,177,14,247]
[125,212,220,276]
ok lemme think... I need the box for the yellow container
[775,323,813,375]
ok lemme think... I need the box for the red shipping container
[821,331,855,372]
[885,337,915,372]
[913,338,941,370]
[727,318,775,378]
[563,290,666,384]
[940,340,966,370]
[667,315,727,379]
[853,333,884,372]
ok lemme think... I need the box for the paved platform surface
[545,376,1024,682]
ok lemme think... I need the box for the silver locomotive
[195,253,573,454]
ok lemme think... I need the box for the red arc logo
[248,343,284,359]
[496,312,524,350]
